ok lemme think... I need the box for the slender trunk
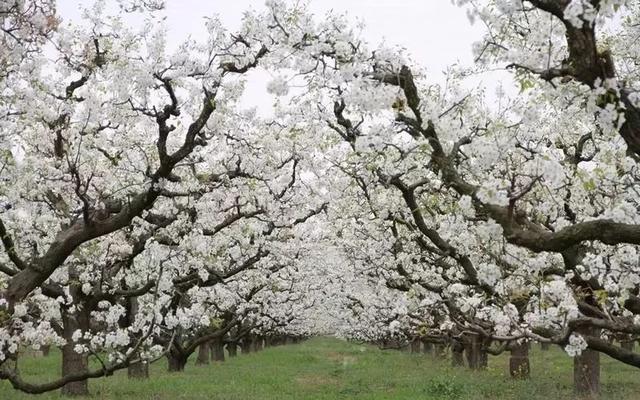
[540,342,550,351]
[509,342,530,379]
[195,342,210,365]
[264,337,273,347]
[167,353,187,372]
[410,339,421,353]
[41,345,51,357]
[127,361,149,379]
[227,342,238,357]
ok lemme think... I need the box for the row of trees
[2,0,640,398]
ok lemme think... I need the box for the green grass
[1,337,639,399]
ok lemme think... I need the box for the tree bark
[211,338,225,362]
[60,270,90,397]
[410,339,421,353]
[167,353,187,372]
[252,336,263,352]
[574,327,600,397]
[433,343,446,359]
[125,297,148,379]
[127,361,149,379]
[621,339,634,352]
[60,311,89,396]
[451,338,465,367]
[574,348,600,397]
[240,338,252,354]
[422,340,433,355]
[227,342,238,357]
[465,334,487,370]
[195,342,210,365]
[509,342,530,379]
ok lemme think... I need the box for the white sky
[57,0,492,111]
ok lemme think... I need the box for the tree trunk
[211,338,225,362]
[451,338,465,367]
[540,342,550,351]
[195,342,210,365]
[240,339,252,354]
[264,337,273,348]
[433,343,446,358]
[60,272,90,397]
[509,342,530,379]
[621,339,634,351]
[574,347,600,397]
[227,342,238,357]
[123,297,148,379]
[41,345,51,357]
[465,334,486,370]
[167,353,187,372]
[127,361,149,379]
[410,339,421,353]
[422,340,433,355]
[252,336,263,352]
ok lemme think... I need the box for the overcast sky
[57,1,488,111]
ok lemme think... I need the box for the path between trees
[2,337,639,400]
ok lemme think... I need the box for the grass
[1,337,639,399]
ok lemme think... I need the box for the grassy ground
[1,337,639,399]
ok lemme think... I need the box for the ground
[1,337,639,399]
